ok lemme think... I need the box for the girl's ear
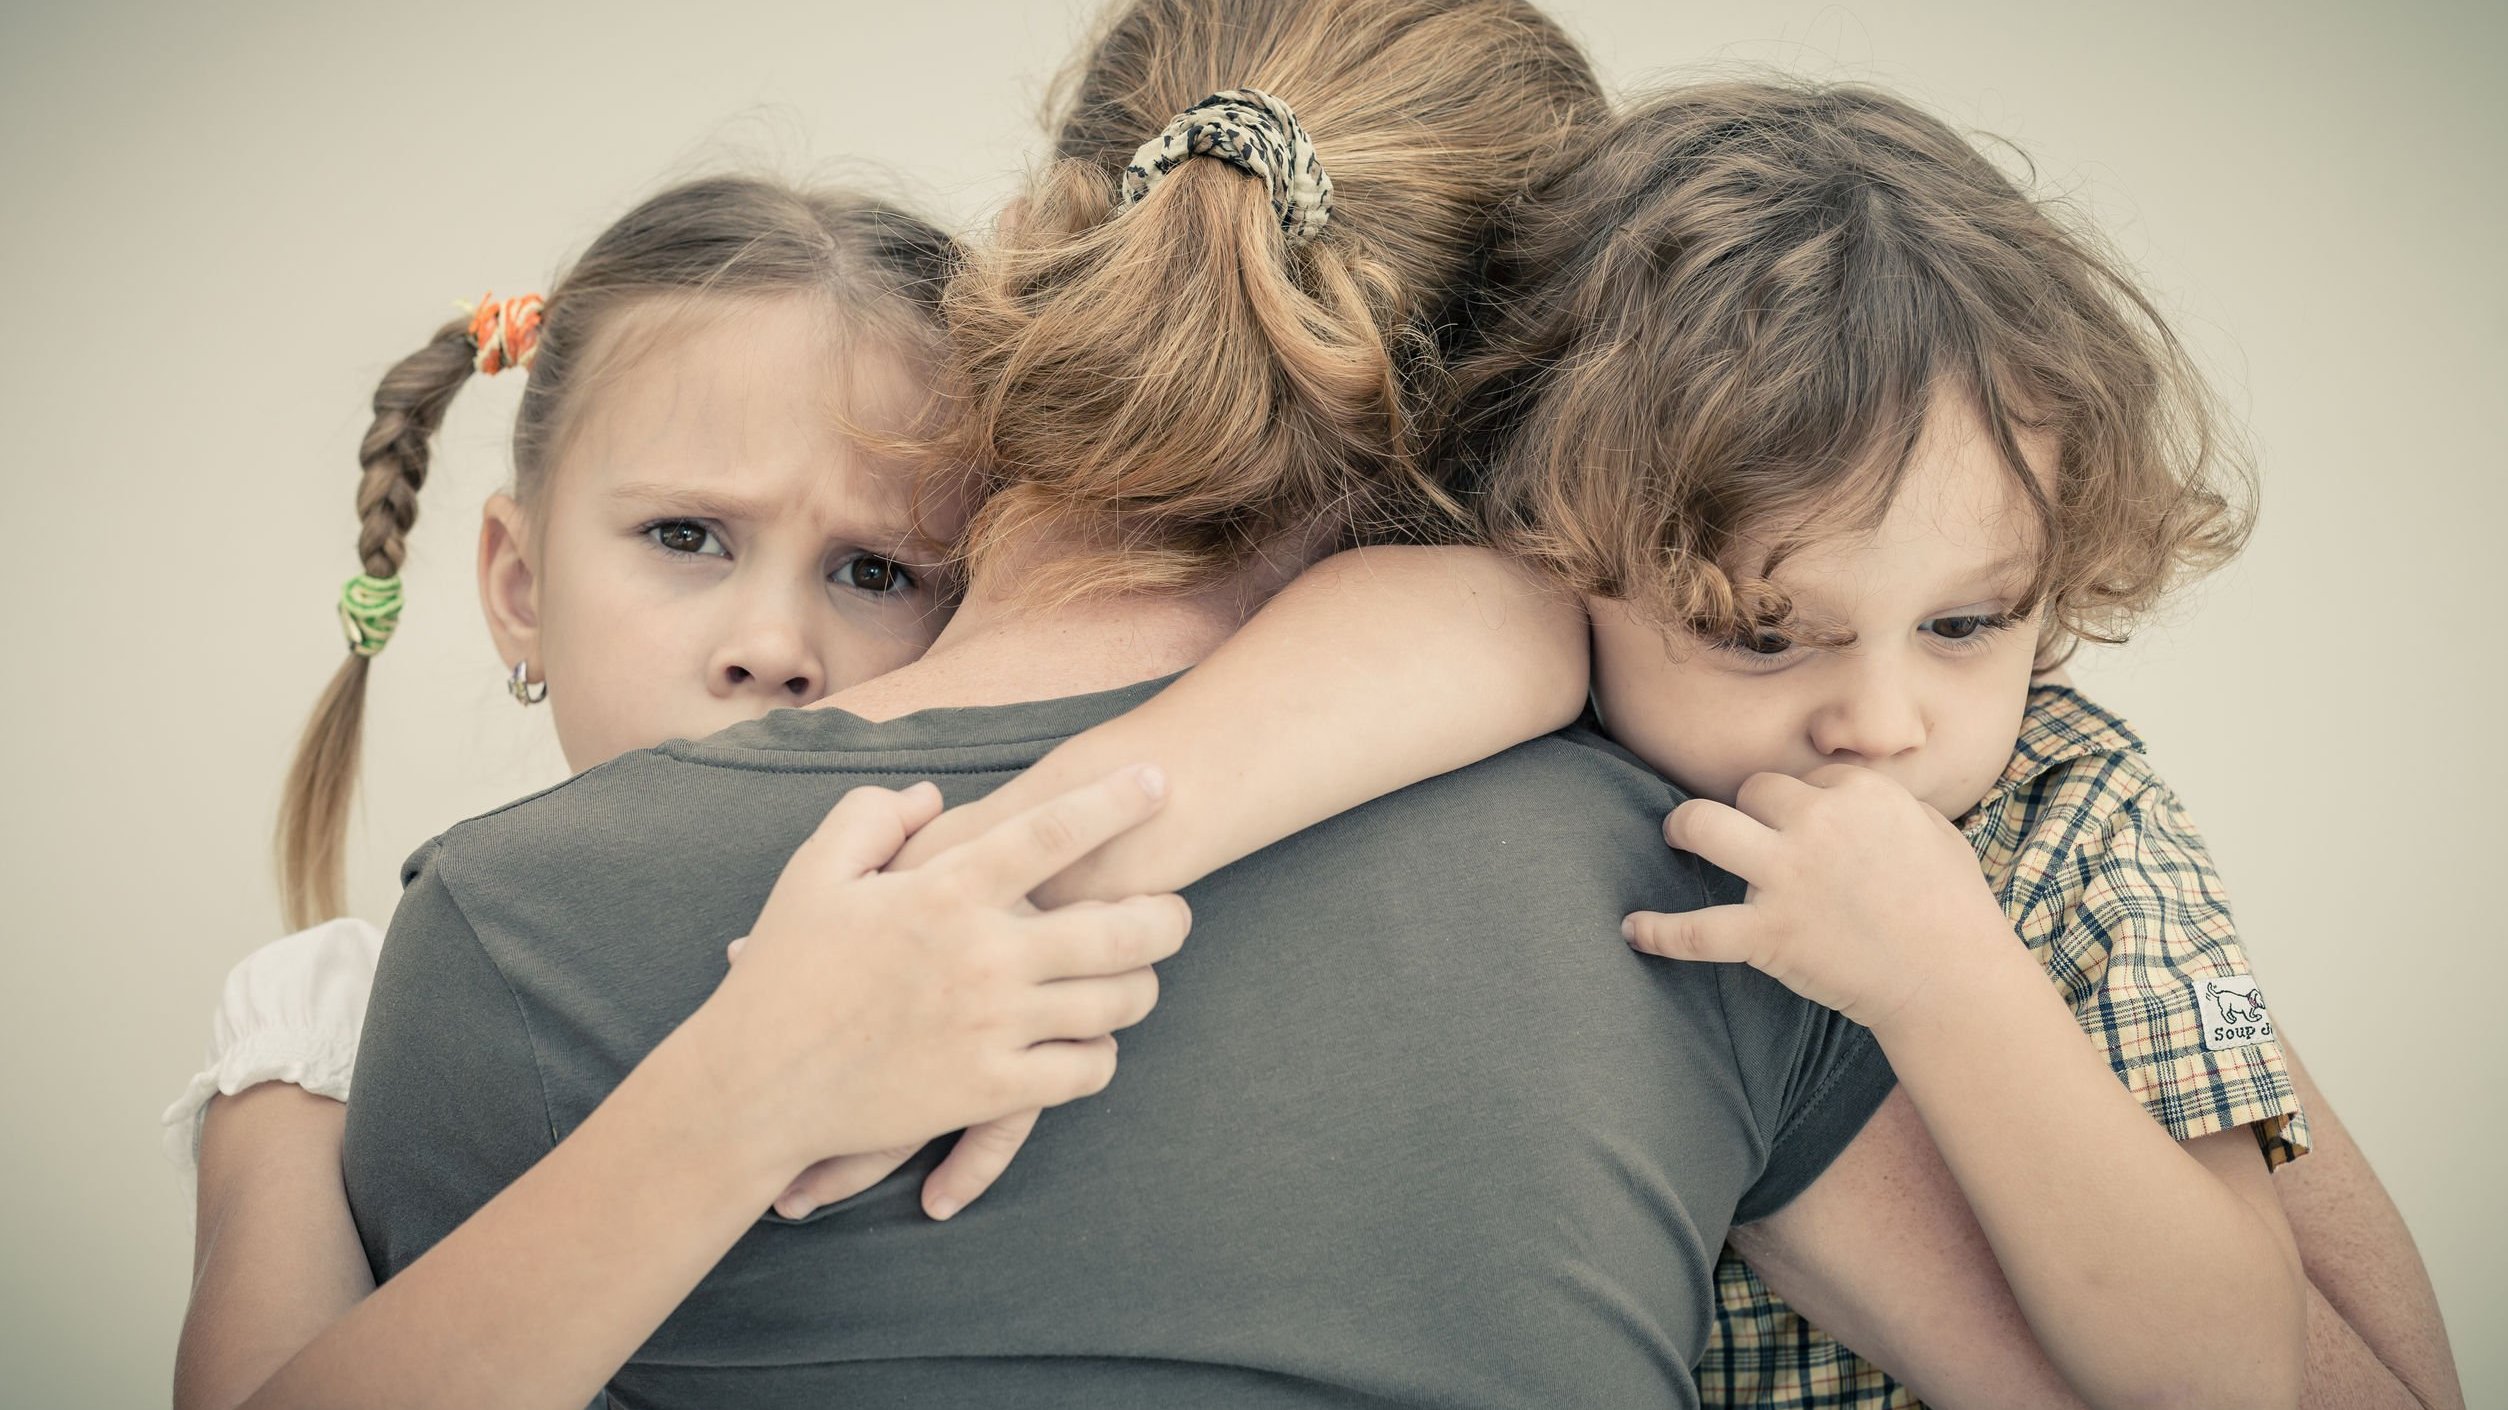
[477,492,541,672]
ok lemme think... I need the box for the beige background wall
[3,0,2499,1402]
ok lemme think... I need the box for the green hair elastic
[337,573,404,658]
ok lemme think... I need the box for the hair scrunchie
[1118,89,1333,246]
[465,292,545,376]
[337,572,403,658]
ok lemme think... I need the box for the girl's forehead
[547,301,939,530]
[581,296,885,417]
[572,298,921,441]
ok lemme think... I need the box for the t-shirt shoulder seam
[644,748,1056,777]
[438,752,644,834]
[427,845,562,1149]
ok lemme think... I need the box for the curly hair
[1446,79,2255,662]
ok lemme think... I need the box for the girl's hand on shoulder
[727,923,1042,1223]
[1622,764,2013,1031]
[687,767,1192,1191]
[762,1109,1039,1223]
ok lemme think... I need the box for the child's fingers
[1732,770,1821,827]
[1662,798,1777,881]
[933,766,1168,906]
[773,1143,921,1221]
[1010,1034,1123,1111]
[920,1109,1040,1221]
[1028,967,1163,1044]
[1801,761,1907,797]
[1018,894,1192,979]
[1623,904,1760,966]
[798,781,946,883]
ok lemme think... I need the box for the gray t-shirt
[344,677,1895,1409]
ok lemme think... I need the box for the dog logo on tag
[2194,974,2274,1052]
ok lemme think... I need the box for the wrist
[1861,912,2044,1046]
[617,997,809,1204]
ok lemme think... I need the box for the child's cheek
[1924,669,2037,820]
[1595,670,1751,804]
[543,603,693,770]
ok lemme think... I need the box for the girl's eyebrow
[608,481,771,521]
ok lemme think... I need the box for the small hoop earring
[507,660,547,706]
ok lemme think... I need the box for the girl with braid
[166,173,1004,1406]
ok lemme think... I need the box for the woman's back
[345,681,1893,1408]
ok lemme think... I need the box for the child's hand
[725,930,1043,1222]
[765,1110,1039,1222]
[1621,763,2013,1032]
[689,768,1191,1191]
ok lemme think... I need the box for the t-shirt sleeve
[1702,867,1901,1225]
[2053,769,2308,1168]
[341,838,558,1282]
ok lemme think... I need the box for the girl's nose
[706,600,826,705]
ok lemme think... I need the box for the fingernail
[777,1196,815,1220]
[725,936,747,961]
[1620,916,1638,942]
[928,1196,961,1222]
[1137,765,1168,801]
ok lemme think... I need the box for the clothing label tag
[2193,973,2275,1052]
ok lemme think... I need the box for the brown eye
[1925,614,2010,644]
[648,520,722,556]
[839,555,913,595]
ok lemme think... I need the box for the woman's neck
[820,536,1308,723]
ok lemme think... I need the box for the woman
[241,2,1619,1406]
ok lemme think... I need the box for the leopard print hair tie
[1118,89,1333,246]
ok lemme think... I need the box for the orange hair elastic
[465,292,545,376]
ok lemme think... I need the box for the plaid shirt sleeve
[1703,1252,1918,1410]
[2026,754,2309,1168]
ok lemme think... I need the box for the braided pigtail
[275,317,479,930]
[266,179,956,930]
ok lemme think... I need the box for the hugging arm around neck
[887,544,1590,902]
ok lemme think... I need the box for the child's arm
[167,920,384,1410]
[1732,1038,2460,1410]
[234,772,1182,1410]
[889,545,1589,903]
[1722,1090,2094,1410]
[1630,765,2306,1409]
[2274,1028,2465,1409]
[176,1088,373,1410]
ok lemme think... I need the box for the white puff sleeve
[161,917,385,1194]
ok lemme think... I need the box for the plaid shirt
[1698,685,2309,1409]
